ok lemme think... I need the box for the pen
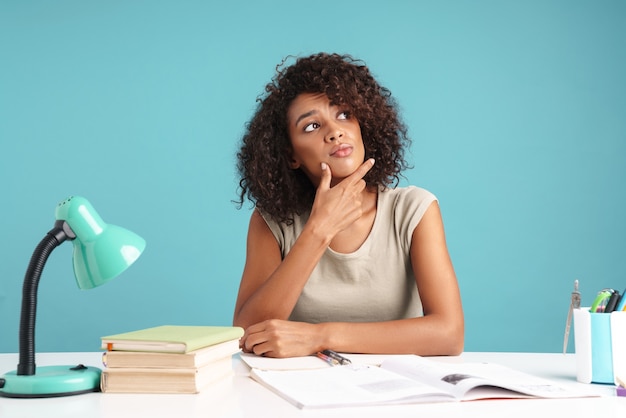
[316,350,351,366]
[590,289,613,313]
[316,351,340,366]
[616,287,626,312]
[605,290,621,313]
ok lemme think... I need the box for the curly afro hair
[236,52,412,224]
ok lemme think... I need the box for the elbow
[232,313,250,330]
[444,320,465,356]
[232,308,248,330]
[429,316,464,356]
[408,315,465,356]
[446,333,464,356]
[433,330,463,356]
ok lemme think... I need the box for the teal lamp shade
[55,196,146,289]
[0,196,145,398]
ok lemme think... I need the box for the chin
[329,160,362,175]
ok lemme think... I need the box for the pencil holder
[573,308,626,384]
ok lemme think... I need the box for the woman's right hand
[308,158,375,240]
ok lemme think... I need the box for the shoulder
[256,208,308,253]
[378,187,438,245]
[256,209,283,239]
[380,186,437,211]
[257,209,308,232]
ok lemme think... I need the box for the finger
[239,333,256,353]
[243,331,264,352]
[241,321,265,350]
[317,162,332,191]
[252,342,273,357]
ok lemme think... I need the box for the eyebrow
[293,110,317,127]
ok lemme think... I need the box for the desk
[1,352,624,417]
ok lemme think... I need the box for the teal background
[1,1,624,354]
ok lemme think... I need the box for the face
[287,93,365,186]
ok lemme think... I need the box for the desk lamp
[0,196,145,398]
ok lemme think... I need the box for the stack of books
[99,325,244,394]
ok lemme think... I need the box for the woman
[233,52,463,357]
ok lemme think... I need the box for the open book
[249,354,595,409]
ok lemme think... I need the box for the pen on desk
[316,351,340,366]
[316,350,351,366]
[323,349,351,365]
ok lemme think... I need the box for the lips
[330,144,353,158]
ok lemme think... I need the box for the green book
[101,325,244,354]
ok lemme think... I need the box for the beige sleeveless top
[260,186,437,323]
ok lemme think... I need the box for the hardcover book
[101,356,233,394]
[101,325,244,354]
[102,339,241,369]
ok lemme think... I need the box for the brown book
[101,357,233,394]
[102,339,240,369]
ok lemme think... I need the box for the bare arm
[239,201,464,357]
[319,201,464,356]
[233,159,375,328]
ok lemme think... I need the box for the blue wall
[1,0,624,354]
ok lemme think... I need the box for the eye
[304,122,320,133]
[337,111,351,120]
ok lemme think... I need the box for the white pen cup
[573,308,626,384]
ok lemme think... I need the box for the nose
[324,122,343,142]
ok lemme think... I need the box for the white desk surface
[1,351,624,418]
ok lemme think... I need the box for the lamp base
[0,365,101,398]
